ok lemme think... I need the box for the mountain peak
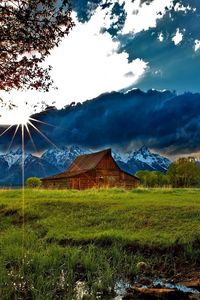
[127,146,171,172]
[10,148,22,155]
[138,146,150,154]
[41,145,86,169]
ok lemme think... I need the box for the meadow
[1,188,200,299]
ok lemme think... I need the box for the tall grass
[1,188,200,299]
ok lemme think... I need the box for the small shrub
[26,177,41,188]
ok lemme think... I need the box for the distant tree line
[135,170,170,187]
[136,157,200,188]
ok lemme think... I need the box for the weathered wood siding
[95,152,138,189]
[68,171,97,190]
[42,178,69,189]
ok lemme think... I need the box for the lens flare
[0,114,100,274]
[0,108,30,126]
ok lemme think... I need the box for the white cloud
[3,0,194,126]
[194,40,200,52]
[2,0,194,126]
[119,0,174,34]
[154,69,163,77]
[172,28,183,45]
[174,3,196,12]
[46,11,148,108]
[0,8,148,124]
[0,103,30,125]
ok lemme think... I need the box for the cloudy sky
[0,0,200,158]
[0,0,200,124]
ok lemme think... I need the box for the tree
[26,177,41,188]
[136,171,169,187]
[135,170,170,187]
[167,157,200,187]
[0,0,74,92]
[135,170,149,187]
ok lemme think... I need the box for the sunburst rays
[0,116,60,268]
[0,118,59,154]
[0,125,13,137]
[0,115,62,188]
[21,123,25,266]
[28,120,59,149]
[0,115,99,192]
[25,123,47,177]
[0,113,100,275]
[6,125,20,153]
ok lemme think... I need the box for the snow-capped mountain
[111,151,124,163]
[126,146,172,173]
[2,148,29,168]
[41,145,87,170]
[0,145,172,186]
[0,149,60,186]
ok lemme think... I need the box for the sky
[0,0,200,157]
[0,0,200,125]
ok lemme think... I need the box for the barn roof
[67,148,111,176]
[42,149,112,180]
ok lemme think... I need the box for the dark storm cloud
[1,90,199,156]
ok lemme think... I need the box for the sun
[0,107,30,126]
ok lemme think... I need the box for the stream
[75,278,200,300]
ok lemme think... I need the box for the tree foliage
[135,170,170,187]
[26,177,41,188]
[0,0,74,91]
[167,157,200,187]
[136,157,200,188]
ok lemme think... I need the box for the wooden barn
[41,149,139,189]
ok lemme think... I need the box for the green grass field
[1,188,200,299]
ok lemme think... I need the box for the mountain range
[0,146,172,186]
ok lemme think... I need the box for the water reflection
[74,278,200,300]
[153,279,200,294]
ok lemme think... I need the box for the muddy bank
[122,277,200,300]
[74,272,200,300]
